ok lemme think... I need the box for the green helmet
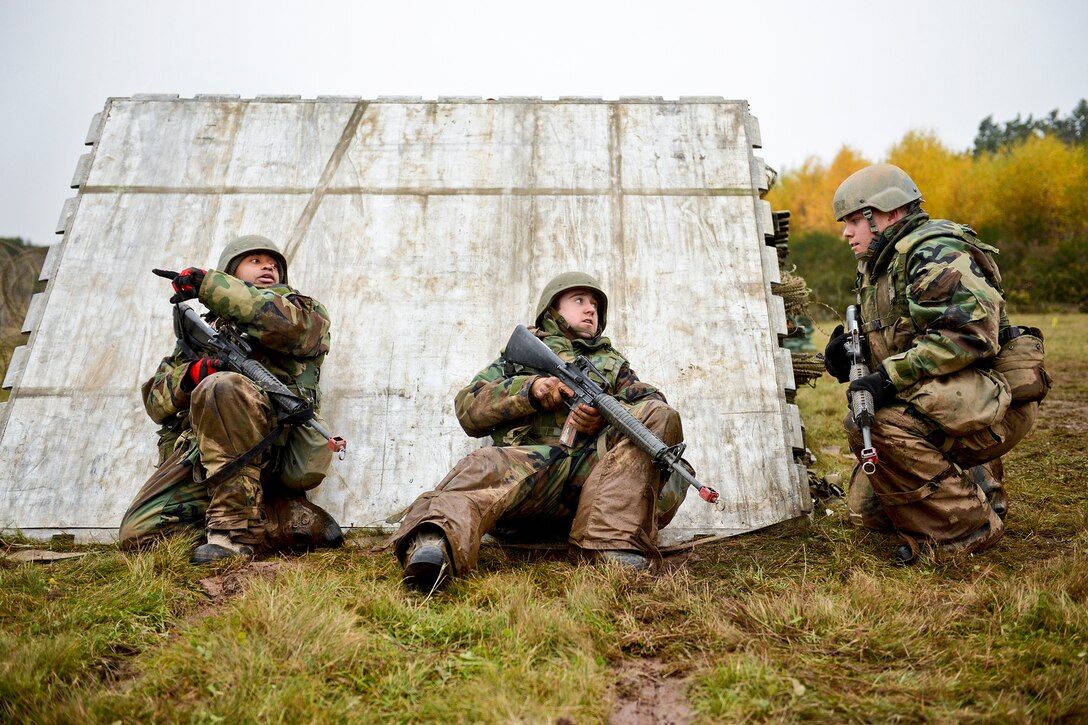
[216,235,289,284]
[534,271,608,333]
[832,163,922,222]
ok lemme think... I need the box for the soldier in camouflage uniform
[118,235,343,563]
[393,272,690,590]
[824,164,1047,564]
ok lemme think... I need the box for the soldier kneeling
[119,236,343,563]
[824,165,1051,565]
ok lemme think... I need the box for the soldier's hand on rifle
[848,368,897,409]
[530,376,573,411]
[823,324,851,382]
[181,357,223,392]
[568,403,605,436]
[153,267,207,304]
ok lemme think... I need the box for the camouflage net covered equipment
[765,211,840,511]
[768,212,824,391]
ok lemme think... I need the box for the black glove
[180,357,223,392]
[823,324,851,382]
[847,367,898,409]
[152,267,206,304]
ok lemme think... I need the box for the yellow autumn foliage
[769,146,870,235]
[767,130,1088,243]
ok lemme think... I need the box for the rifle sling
[197,424,285,489]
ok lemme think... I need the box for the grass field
[3,314,1086,723]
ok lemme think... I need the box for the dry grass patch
[2,314,1087,723]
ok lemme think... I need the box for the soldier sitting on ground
[119,235,343,563]
[393,272,691,591]
[823,164,1050,564]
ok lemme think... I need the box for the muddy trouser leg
[392,443,588,577]
[190,372,275,549]
[950,401,1039,520]
[118,444,208,550]
[261,420,342,550]
[846,404,1002,552]
[845,461,895,532]
[569,399,682,557]
[843,413,896,532]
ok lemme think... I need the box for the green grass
[3,314,1087,723]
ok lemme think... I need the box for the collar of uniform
[868,211,930,272]
[538,311,612,353]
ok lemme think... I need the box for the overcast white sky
[1,0,1085,246]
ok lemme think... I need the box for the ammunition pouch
[993,327,1052,403]
[657,457,695,528]
[279,412,334,491]
[900,367,1012,437]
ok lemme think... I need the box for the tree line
[1,237,47,400]
[768,101,1088,315]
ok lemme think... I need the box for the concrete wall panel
[1,97,808,542]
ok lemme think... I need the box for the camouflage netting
[791,352,826,387]
[773,271,824,385]
[775,269,809,317]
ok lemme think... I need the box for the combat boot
[895,515,1005,566]
[285,497,344,550]
[192,530,255,564]
[596,549,650,571]
[967,460,1008,519]
[402,527,451,592]
[260,493,344,552]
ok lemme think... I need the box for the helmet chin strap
[861,208,880,235]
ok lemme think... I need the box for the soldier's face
[841,209,897,257]
[556,289,600,338]
[233,253,282,287]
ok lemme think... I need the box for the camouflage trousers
[392,399,684,576]
[118,372,334,551]
[845,400,1039,549]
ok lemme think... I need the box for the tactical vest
[243,332,323,408]
[858,218,1007,368]
[223,283,326,409]
[498,326,628,447]
[858,218,1020,436]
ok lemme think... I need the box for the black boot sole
[403,545,449,591]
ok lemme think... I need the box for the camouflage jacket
[141,269,331,459]
[857,212,1009,391]
[455,312,666,447]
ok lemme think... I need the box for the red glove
[182,357,223,391]
[159,267,206,304]
[174,267,207,303]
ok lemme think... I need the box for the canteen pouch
[992,328,1052,403]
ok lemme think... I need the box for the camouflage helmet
[535,271,609,333]
[216,235,289,284]
[833,163,922,221]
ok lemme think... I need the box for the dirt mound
[609,658,694,724]
[197,560,297,606]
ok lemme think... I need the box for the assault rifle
[156,275,346,453]
[846,305,877,474]
[503,324,719,504]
